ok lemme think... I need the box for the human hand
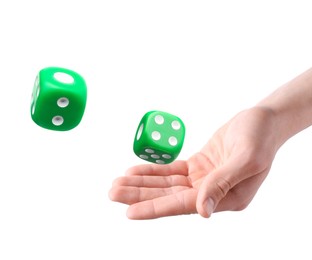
[109,107,280,219]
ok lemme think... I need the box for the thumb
[196,161,242,218]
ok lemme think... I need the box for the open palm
[109,107,279,219]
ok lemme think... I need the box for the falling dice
[133,111,185,164]
[30,67,87,131]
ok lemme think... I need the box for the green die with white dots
[133,111,185,164]
[30,67,87,131]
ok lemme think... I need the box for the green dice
[30,67,87,131]
[133,111,185,164]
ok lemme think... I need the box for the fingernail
[206,198,215,216]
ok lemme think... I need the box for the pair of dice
[31,67,185,164]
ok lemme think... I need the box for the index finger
[125,160,189,177]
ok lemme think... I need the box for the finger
[109,186,190,204]
[213,170,268,212]
[126,189,198,219]
[112,175,191,188]
[125,160,189,177]
[196,158,254,218]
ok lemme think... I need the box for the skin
[109,67,312,219]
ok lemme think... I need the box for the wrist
[256,67,312,147]
[253,105,293,149]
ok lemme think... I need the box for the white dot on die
[31,82,40,103]
[57,97,69,108]
[52,116,64,126]
[136,124,144,140]
[31,104,35,115]
[156,160,165,164]
[152,131,161,141]
[34,75,39,87]
[168,136,178,146]
[155,115,164,125]
[151,154,160,159]
[139,155,148,159]
[145,148,154,153]
[162,154,172,159]
[53,72,74,84]
[171,120,181,130]
[35,85,40,98]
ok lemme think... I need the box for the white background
[1,0,312,259]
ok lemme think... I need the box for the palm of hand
[109,108,277,219]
